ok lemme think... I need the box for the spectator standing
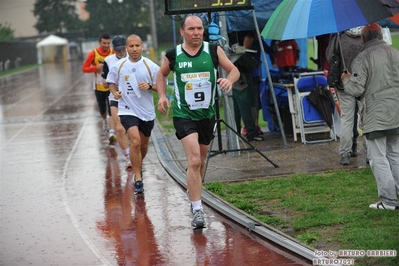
[231,61,263,142]
[341,23,399,211]
[101,35,131,169]
[326,27,363,165]
[157,15,240,229]
[82,33,115,135]
[107,34,160,195]
[242,31,274,137]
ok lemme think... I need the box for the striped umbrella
[262,0,399,40]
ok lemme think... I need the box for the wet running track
[0,61,310,265]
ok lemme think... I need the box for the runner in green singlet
[157,15,240,229]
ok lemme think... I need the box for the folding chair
[289,72,336,144]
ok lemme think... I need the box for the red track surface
[0,62,310,265]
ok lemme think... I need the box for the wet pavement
[160,114,369,184]
[0,61,313,265]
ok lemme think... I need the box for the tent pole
[37,48,42,64]
[252,10,288,147]
[313,37,321,69]
[217,11,241,154]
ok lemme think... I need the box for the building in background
[0,0,37,37]
[0,0,89,38]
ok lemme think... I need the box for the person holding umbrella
[326,27,364,165]
[341,23,399,211]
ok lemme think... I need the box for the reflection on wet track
[0,62,309,265]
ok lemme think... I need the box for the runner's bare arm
[216,46,239,92]
[156,56,171,114]
[109,83,121,100]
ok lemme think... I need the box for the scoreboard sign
[165,0,253,15]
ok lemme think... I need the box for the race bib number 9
[185,81,211,110]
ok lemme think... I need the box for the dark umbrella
[306,76,335,128]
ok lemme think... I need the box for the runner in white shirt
[107,34,160,194]
[102,35,131,169]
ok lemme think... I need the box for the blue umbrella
[262,0,399,40]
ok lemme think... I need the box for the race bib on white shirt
[181,71,212,110]
[123,73,141,98]
[107,56,159,121]
[185,80,211,110]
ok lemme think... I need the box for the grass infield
[204,169,399,266]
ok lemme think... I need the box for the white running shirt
[106,56,159,121]
[104,53,128,102]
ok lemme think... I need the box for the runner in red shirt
[82,33,114,135]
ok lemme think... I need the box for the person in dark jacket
[241,31,275,138]
[326,27,363,165]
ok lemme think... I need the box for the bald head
[361,23,383,44]
[126,34,143,62]
[179,15,204,48]
[127,34,142,44]
[181,15,203,30]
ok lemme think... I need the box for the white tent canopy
[36,34,69,64]
[36,34,68,47]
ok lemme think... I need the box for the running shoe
[108,134,116,145]
[134,180,144,195]
[192,209,206,229]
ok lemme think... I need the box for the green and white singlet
[173,42,218,121]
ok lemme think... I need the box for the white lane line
[0,76,84,151]
[60,115,111,266]
[1,80,38,111]
[1,66,110,264]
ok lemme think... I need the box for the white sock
[109,129,115,134]
[192,200,202,211]
[123,148,130,156]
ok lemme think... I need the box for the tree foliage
[0,22,15,40]
[32,0,174,44]
[33,0,82,34]
[83,0,173,43]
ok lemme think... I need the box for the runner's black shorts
[173,117,215,145]
[120,115,154,137]
[94,90,111,116]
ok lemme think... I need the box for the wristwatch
[147,83,153,90]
